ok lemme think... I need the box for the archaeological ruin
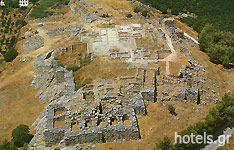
[27,0,221,149]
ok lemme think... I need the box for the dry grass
[0,14,67,142]
[135,37,164,50]
[84,0,133,18]
[169,54,187,76]
[0,59,44,142]
[223,134,234,149]
[73,57,136,85]
[54,120,65,128]
[54,42,87,67]
[91,0,131,11]
[175,20,198,37]
[157,61,166,74]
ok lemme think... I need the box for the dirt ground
[0,59,44,142]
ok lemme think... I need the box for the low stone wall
[22,35,44,52]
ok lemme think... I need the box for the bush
[168,104,176,116]
[21,143,28,150]
[12,124,33,147]
[80,54,91,67]
[134,7,141,13]
[5,0,19,8]
[75,83,86,91]
[127,14,133,18]
[19,6,27,11]
[31,0,40,4]
[66,65,80,72]
[57,60,64,67]
[0,139,17,150]
[9,36,16,48]
[16,20,27,27]
[141,10,149,17]
[4,47,18,62]
[65,0,69,5]
[0,59,4,64]
[155,136,173,150]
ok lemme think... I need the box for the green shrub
[155,136,173,150]
[0,59,4,64]
[127,14,133,18]
[4,47,18,62]
[31,0,40,4]
[0,139,17,150]
[19,6,27,11]
[5,0,19,8]
[75,83,86,91]
[12,124,33,147]
[9,36,16,48]
[141,10,149,17]
[16,20,27,27]
[57,60,64,67]
[21,143,28,150]
[80,54,91,67]
[134,7,142,13]
[66,65,80,72]
[168,104,176,116]
[65,0,69,5]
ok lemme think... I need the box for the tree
[65,0,70,5]
[198,24,216,51]
[5,0,19,8]
[21,143,28,150]
[168,104,176,116]
[16,20,27,28]
[134,7,141,13]
[127,14,133,18]
[155,136,173,150]
[66,65,80,72]
[9,36,16,48]
[197,89,201,105]
[141,10,149,17]
[198,24,234,68]
[0,139,17,150]
[4,47,18,62]
[31,0,40,4]
[11,124,33,147]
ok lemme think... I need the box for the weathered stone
[22,36,44,52]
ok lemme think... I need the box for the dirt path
[158,28,177,75]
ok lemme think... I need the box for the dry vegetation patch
[0,59,44,142]
[73,57,136,85]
